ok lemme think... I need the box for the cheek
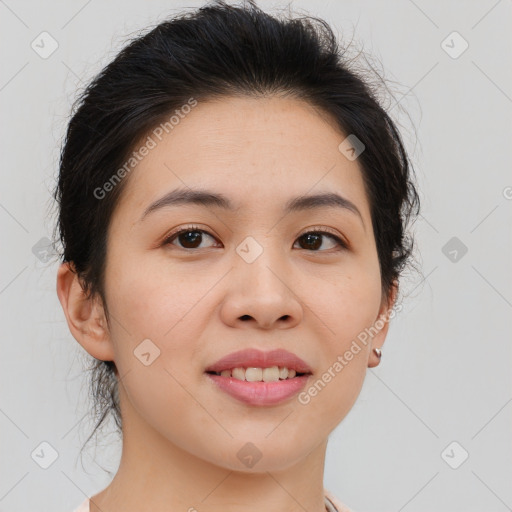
[304,263,380,400]
[106,254,216,339]
[312,264,382,343]
[296,309,371,434]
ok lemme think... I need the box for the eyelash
[162,224,348,252]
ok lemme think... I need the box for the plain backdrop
[1,1,511,511]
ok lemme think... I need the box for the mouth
[204,365,312,406]
[204,348,313,406]
[205,367,311,380]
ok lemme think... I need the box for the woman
[54,1,420,510]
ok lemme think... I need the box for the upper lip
[205,348,313,374]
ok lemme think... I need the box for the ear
[56,261,115,362]
[367,279,399,368]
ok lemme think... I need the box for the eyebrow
[139,187,365,228]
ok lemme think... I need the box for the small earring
[373,348,382,358]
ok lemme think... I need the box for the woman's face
[97,95,394,470]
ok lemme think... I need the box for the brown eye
[164,226,218,250]
[294,230,347,251]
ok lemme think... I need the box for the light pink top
[72,488,355,512]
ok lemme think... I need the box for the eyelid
[298,225,346,243]
[163,224,349,250]
[162,223,215,244]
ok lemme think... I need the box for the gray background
[1,0,511,511]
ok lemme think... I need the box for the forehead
[114,95,370,224]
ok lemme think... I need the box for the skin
[57,95,397,512]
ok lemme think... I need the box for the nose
[219,245,303,330]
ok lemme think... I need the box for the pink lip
[204,348,313,373]
[206,373,310,406]
[204,348,313,406]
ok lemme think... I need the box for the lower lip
[205,373,310,406]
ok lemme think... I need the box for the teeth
[215,366,299,381]
[232,367,246,380]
